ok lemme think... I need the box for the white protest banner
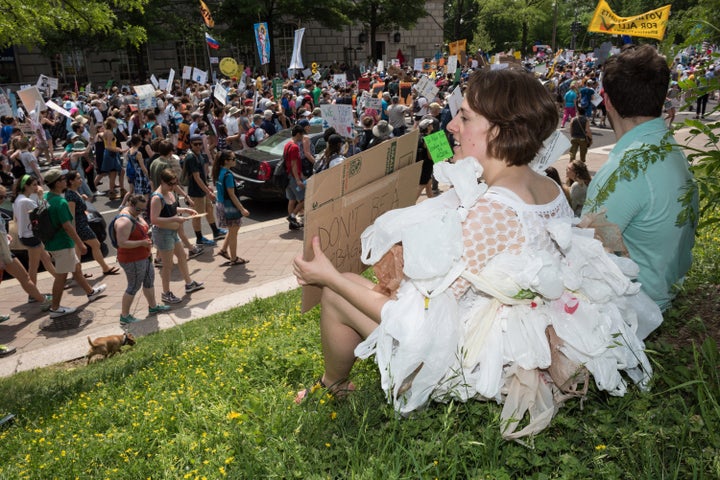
[415,76,438,101]
[447,84,463,118]
[134,84,156,110]
[85,82,92,93]
[17,86,46,112]
[364,96,382,111]
[301,130,421,311]
[591,92,603,107]
[0,91,11,117]
[377,60,384,72]
[192,68,208,84]
[36,75,58,98]
[289,28,306,70]
[302,68,312,78]
[471,59,478,68]
[446,55,458,74]
[150,74,159,88]
[213,82,227,105]
[167,68,176,92]
[332,73,347,87]
[320,104,355,138]
[182,66,192,80]
[45,100,73,119]
[534,63,548,76]
[413,58,424,72]
[158,79,168,91]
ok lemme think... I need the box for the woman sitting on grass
[293,67,659,439]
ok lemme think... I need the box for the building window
[275,23,296,71]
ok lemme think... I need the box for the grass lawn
[0,233,718,479]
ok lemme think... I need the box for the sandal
[102,266,120,276]
[83,273,93,278]
[216,250,230,260]
[0,345,16,357]
[228,257,249,266]
[294,378,355,404]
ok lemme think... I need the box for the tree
[349,0,428,61]
[0,0,149,50]
[218,0,351,73]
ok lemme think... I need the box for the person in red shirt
[284,125,305,229]
[114,194,170,324]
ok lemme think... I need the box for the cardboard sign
[182,66,192,80]
[150,74,159,88]
[16,86,46,112]
[167,68,176,92]
[423,130,453,163]
[301,129,420,311]
[413,58,424,72]
[213,82,227,105]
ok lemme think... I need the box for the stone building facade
[0,0,443,88]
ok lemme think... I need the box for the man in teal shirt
[583,45,696,315]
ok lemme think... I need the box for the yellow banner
[588,0,670,41]
[448,40,467,57]
[199,0,214,28]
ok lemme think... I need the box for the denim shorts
[152,226,180,251]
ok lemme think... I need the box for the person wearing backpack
[184,135,226,246]
[113,194,170,324]
[12,174,57,292]
[212,150,250,266]
[42,169,106,318]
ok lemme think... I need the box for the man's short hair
[291,124,305,136]
[602,44,670,119]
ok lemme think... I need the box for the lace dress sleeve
[451,196,525,299]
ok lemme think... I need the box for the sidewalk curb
[0,275,299,377]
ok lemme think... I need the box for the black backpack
[108,213,138,249]
[273,157,289,190]
[29,200,60,244]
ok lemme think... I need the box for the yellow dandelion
[325,443,331,448]
[330,412,337,420]
[226,411,242,421]
[595,444,607,451]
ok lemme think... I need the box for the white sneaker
[49,306,76,318]
[87,284,107,302]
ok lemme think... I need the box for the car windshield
[256,130,292,156]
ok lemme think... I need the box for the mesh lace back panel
[451,186,572,299]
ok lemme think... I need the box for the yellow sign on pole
[588,0,671,41]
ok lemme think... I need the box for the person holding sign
[293,67,658,439]
[415,118,435,199]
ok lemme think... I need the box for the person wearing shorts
[114,194,170,325]
[284,125,306,230]
[184,135,225,246]
[42,169,106,318]
[149,169,204,305]
[12,174,57,290]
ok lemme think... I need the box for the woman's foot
[294,377,356,404]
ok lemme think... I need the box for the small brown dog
[86,333,136,365]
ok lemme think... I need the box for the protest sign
[182,66,192,80]
[150,74,159,88]
[158,79,168,91]
[446,55,458,74]
[167,68,176,92]
[413,58,424,72]
[588,0,670,41]
[45,100,72,119]
[0,91,11,117]
[332,74,347,87]
[192,68,208,84]
[17,87,46,112]
[320,104,355,138]
[447,85,463,119]
[424,130,453,163]
[213,82,227,105]
[134,84,156,110]
[301,129,421,311]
